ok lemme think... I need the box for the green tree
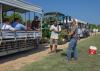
[97,25,100,31]
[3,12,23,23]
[89,24,97,29]
[42,22,50,38]
[9,12,23,23]
[3,12,9,18]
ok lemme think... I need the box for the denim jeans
[66,38,78,60]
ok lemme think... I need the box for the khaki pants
[50,39,58,45]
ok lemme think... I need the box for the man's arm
[58,26,61,32]
[68,26,77,36]
[68,30,75,36]
[50,25,54,31]
[9,26,16,31]
[21,24,27,30]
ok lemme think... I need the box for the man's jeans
[67,38,78,60]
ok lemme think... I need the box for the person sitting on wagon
[2,18,15,31]
[31,16,40,31]
[12,18,26,31]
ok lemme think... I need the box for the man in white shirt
[49,21,61,53]
[2,18,15,31]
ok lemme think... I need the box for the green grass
[19,34,100,71]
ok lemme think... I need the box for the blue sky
[25,0,100,25]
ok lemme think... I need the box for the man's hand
[54,30,59,33]
[68,31,74,36]
[50,29,55,32]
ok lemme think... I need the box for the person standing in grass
[49,20,61,53]
[66,19,78,61]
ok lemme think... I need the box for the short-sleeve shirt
[70,25,78,39]
[2,23,15,31]
[15,23,26,30]
[12,22,17,28]
[50,25,61,39]
[12,22,26,30]
[31,20,40,30]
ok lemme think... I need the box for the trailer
[0,0,43,56]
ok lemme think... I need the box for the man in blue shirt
[12,18,26,30]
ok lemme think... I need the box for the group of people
[2,18,26,31]
[49,19,78,61]
[1,16,40,31]
[77,26,90,39]
[92,28,99,36]
[2,17,78,61]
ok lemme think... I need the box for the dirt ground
[0,43,67,71]
[1,32,98,71]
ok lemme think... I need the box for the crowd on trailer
[0,0,43,56]
[0,0,99,57]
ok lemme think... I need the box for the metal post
[24,12,27,40]
[13,10,15,22]
[40,10,44,38]
[24,12,27,48]
[25,12,27,29]
[34,12,35,19]
[0,4,2,29]
[34,12,36,38]
[13,9,17,41]
[0,4,3,44]
[29,12,31,26]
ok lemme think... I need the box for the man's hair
[3,18,9,22]
[14,18,20,21]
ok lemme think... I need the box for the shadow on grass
[56,49,63,53]
[61,52,67,56]
[0,43,49,64]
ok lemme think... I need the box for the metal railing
[0,30,42,41]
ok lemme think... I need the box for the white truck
[0,0,43,56]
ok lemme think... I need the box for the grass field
[19,34,100,71]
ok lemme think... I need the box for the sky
[25,0,100,25]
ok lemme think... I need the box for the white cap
[89,46,97,50]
